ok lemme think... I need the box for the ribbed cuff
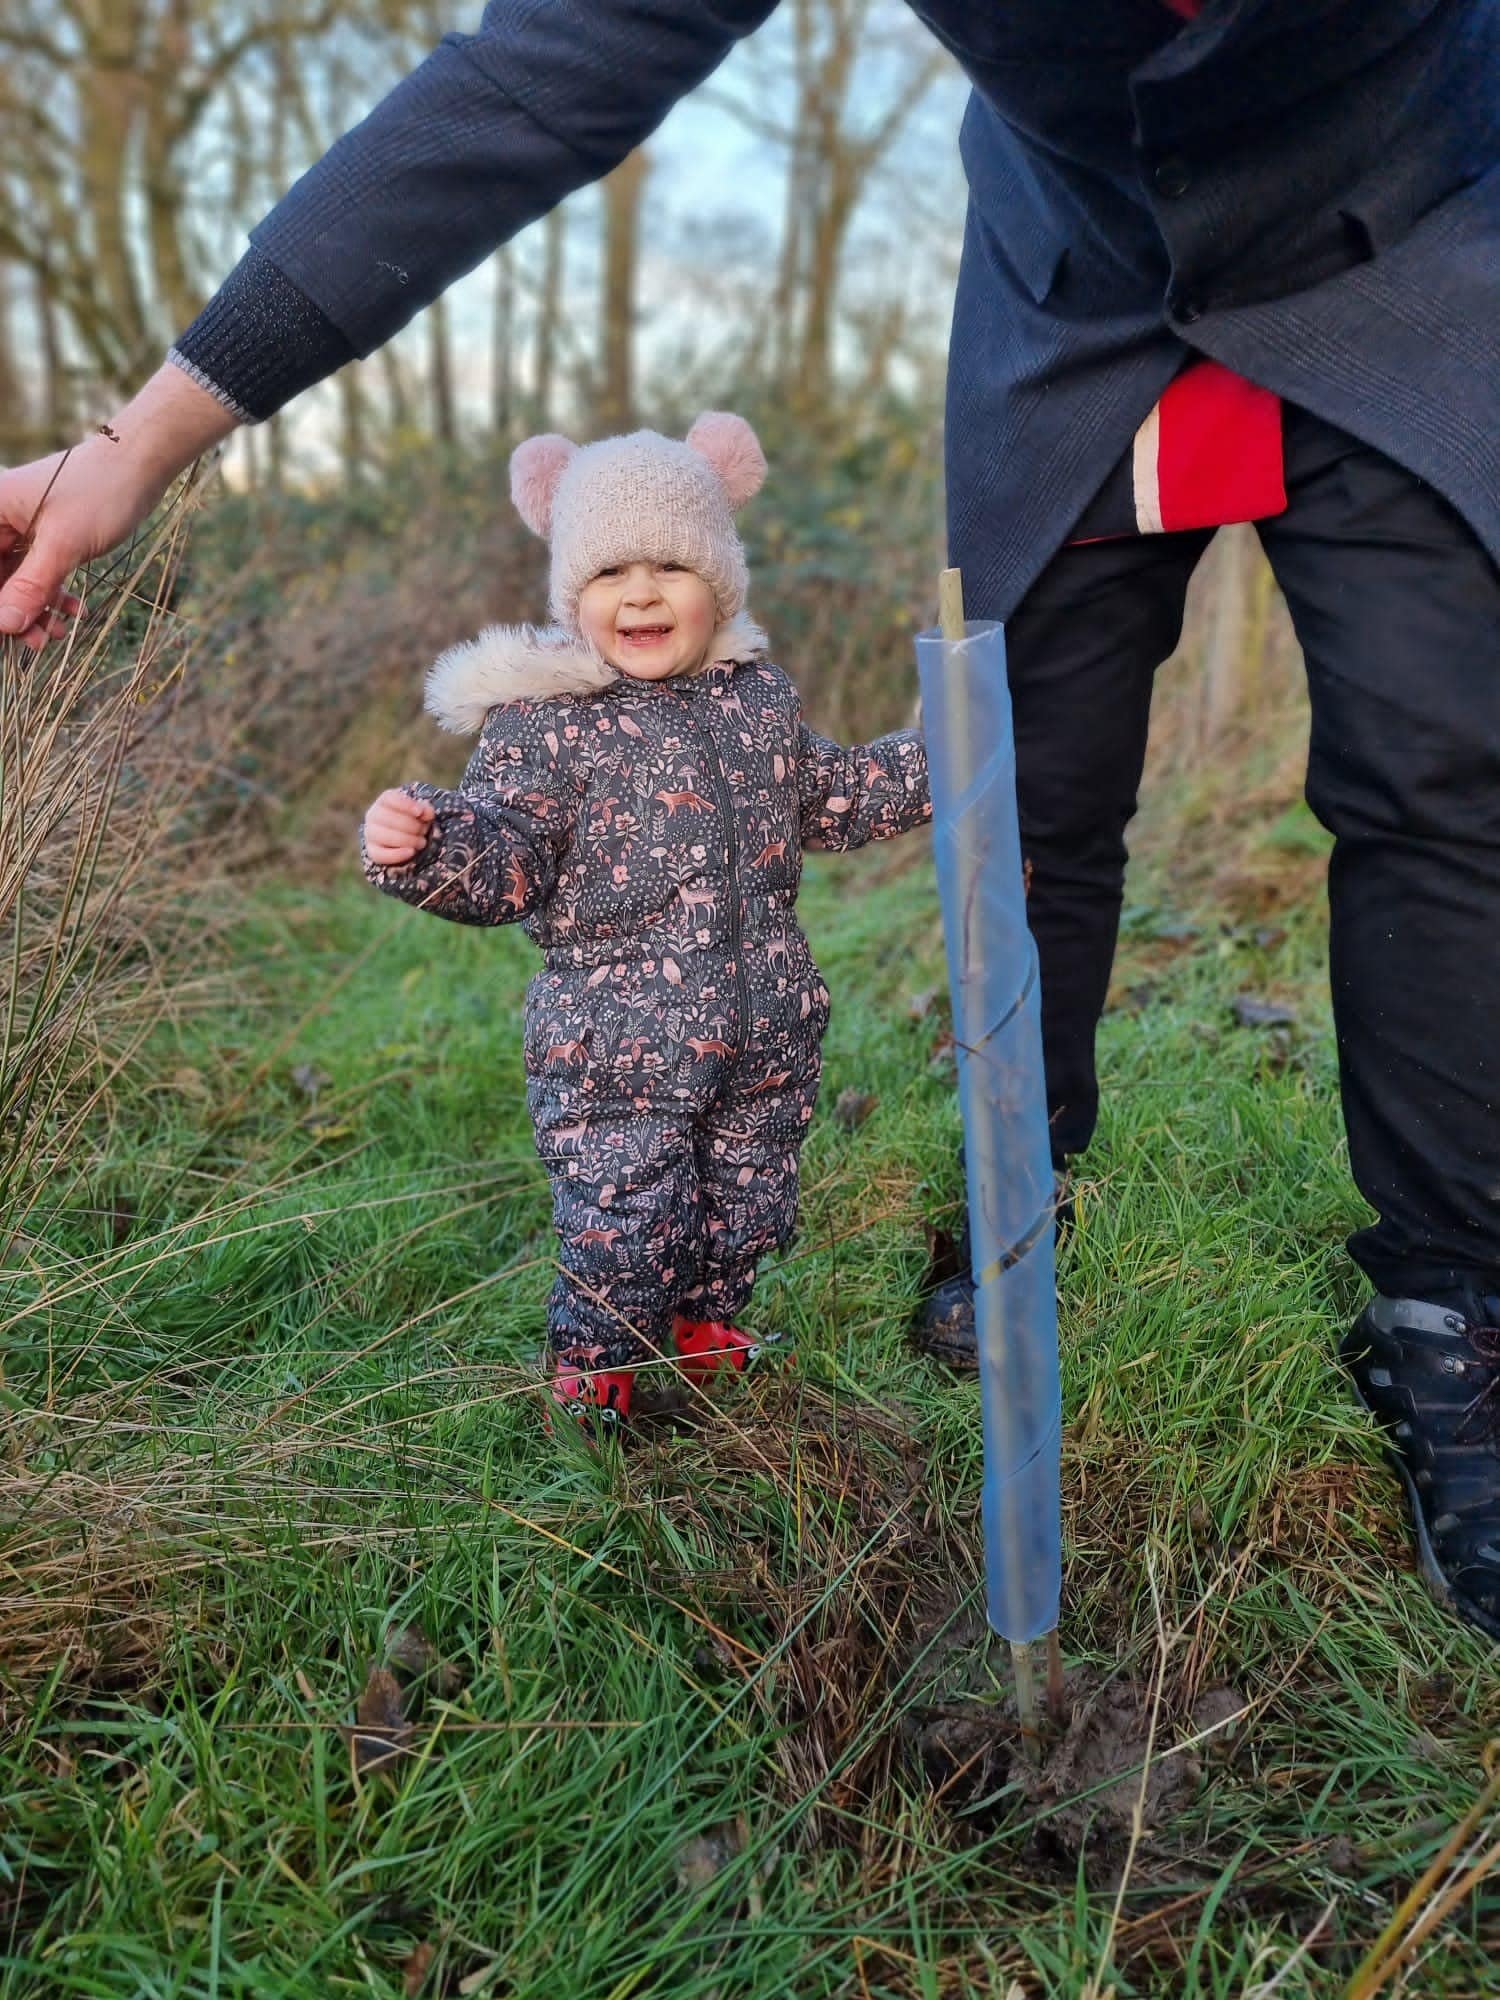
[171,247,358,423]
[164,349,254,426]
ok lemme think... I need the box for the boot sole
[1342,1347,1500,1646]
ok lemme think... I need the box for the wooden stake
[937,564,1063,1760]
[1011,1638,1044,1763]
[937,565,965,643]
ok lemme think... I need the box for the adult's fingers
[8,589,84,653]
[0,536,73,639]
[38,591,81,640]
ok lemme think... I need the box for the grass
[5,829,1500,1998]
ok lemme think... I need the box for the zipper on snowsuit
[687,682,750,1057]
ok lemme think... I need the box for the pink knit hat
[509,412,767,635]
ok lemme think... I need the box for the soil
[1023,1676,1207,1856]
[900,1605,1245,1871]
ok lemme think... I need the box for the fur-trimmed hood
[424,610,770,734]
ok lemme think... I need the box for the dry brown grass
[0,473,255,1263]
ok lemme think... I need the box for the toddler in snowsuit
[361,412,930,1425]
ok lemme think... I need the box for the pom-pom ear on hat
[686,411,766,510]
[509,433,577,537]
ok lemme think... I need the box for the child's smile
[578,560,717,681]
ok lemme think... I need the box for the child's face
[578,561,717,681]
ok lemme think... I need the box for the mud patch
[900,1606,1244,1868]
[1025,1676,1207,1858]
[910,1669,1244,1862]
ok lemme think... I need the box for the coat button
[1168,287,1202,324]
[1153,156,1191,198]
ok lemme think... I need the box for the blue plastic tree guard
[915,618,1063,1644]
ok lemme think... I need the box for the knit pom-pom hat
[509,412,767,635]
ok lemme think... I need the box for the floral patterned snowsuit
[363,643,930,1369]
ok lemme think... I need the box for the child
[361,413,931,1427]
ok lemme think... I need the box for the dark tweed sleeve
[171,250,357,423]
[173,0,778,416]
[796,722,931,851]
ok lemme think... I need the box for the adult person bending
[2,1,1497,1641]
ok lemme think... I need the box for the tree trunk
[380,343,413,434]
[596,148,649,433]
[35,263,70,448]
[428,294,456,445]
[534,208,565,429]
[490,246,514,438]
[338,362,367,483]
[267,410,287,493]
[141,0,202,338]
[850,297,903,402]
[77,6,149,381]
[1199,524,1256,747]
[0,263,28,458]
[771,0,814,391]
[797,153,858,416]
[265,11,295,491]
[142,139,203,339]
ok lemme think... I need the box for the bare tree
[34,262,72,447]
[0,263,28,457]
[596,149,650,433]
[380,345,415,436]
[336,361,369,484]
[534,209,566,430]
[490,248,515,438]
[274,11,389,476]
[428,293,457,445]
[705,0,949,415]
[0,2,348,394]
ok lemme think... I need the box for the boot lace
[1456,1325,1500,1448]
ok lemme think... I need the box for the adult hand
[0,362,240,651]
[364,789,436,866]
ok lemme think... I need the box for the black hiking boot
[1340,1294,1500,1642]
[912,1172,1074,1371]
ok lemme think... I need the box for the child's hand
[364,788,435,866]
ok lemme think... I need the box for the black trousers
[1001,405,1500,1303]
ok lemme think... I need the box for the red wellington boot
[547,1353,635,1432]
[672,1315,779,1383]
